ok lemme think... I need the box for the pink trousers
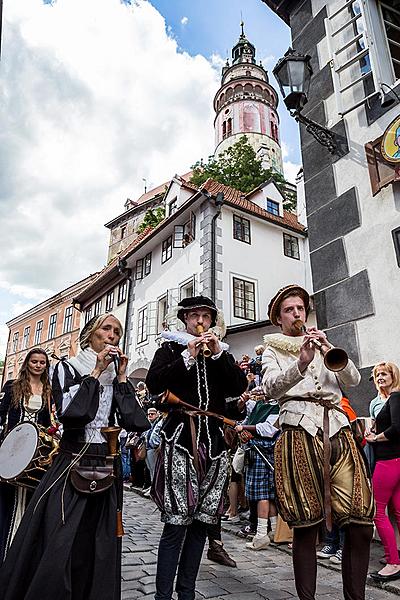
[373,457,400,564]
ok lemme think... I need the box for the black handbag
[70,455,115,494]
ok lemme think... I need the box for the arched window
[234,84,243,96]
[255,85,263,97]
[226,88,233,101]
[244,83,253,95]
[222,121,227,139]
[219,92,225,106]
[227,118,232,136]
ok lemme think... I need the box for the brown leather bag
[70,456,115,494]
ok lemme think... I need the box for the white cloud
[0,0,218,299]
[181,16,189,26]
[283,160,302,184]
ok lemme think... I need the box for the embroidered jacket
[146,341,247,459]
[262,333,360,438]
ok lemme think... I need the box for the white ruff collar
[68,347,115,386]
[161,330,229,351]
[263,333,304,353]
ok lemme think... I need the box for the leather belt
[280,396,348,531]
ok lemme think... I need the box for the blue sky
[151,0,300,163]
[0,0,300,359]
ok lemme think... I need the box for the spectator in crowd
[249,345,265,385]
[239,354,251,375]
[366,362,400,582]
[144,407,163,495]
[235,390,280,550]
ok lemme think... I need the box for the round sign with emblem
[381,114,400,164]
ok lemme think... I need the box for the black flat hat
[177,295,217,326]
[268,284,310,326]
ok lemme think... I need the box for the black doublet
[146,341,247,459]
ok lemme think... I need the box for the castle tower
[214,23,283,174]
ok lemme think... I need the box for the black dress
[0,361,148,600]
[0,380,51,563]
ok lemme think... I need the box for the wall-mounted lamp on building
[380,82,400,110]
[273,48,337,155]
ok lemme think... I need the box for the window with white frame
[233,277,256,321]
[12,332,19,353]
[180,278,195,300]
[233,214,251,244]
[93,299,102,316]
[174,213,196,248]
[266,199,279,216]
[137,306,148,343]
[105,290,114,312]
[135,258,144,280]
[157,296,168,332]
[168,198,178,216]
[144,252,152,276]
[326,0,400,117]
[22,326,31,349]
[162,236,173,263]
[117,281,128,304]
[48,313,57,339]
[85,307,93,324]
[34,320,44,345]
[283,233,300,260]
[63,307,74,333]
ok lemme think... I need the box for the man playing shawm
[262,285,374,600]
[146,296,247,600]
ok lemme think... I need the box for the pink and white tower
[214,24,283,174]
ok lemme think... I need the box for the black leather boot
[207,540,237,568]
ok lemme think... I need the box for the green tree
[137,207,165,233]
[191,136,296,212]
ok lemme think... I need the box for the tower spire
[240,19,245,38]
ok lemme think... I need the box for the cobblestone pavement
[121,490,399,600]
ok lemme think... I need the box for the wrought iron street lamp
[273,48,337,155]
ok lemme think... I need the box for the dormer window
[266,199,279,216]
[168,198,178,216]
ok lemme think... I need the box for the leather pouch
[70,456,114,494]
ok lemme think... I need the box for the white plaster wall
[220,207,310,325]
[312,3,400,368]
[126,218,202,370]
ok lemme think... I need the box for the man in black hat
[146,296,247,600]
[263,284,374,600]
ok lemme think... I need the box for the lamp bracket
[291,110,337,155]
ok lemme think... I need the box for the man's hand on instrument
[306,327,331,352]
[187,338,202,358]
[298,335,316,373]
[201,331,221,355]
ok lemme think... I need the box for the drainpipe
[210,192,225,303]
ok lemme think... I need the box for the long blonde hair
[79,313,124,350]
[12,348,52,409]
[372,362,400,397]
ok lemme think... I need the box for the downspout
[210,192,225,303]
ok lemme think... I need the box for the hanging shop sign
[381,114,400,164]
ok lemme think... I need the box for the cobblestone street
[121,490,400,600]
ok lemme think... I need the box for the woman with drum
[0,314,149,600]
[0,348,52,563]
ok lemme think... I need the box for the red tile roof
[200,179,305,234]
[129,171,194,207]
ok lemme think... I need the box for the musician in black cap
[146,295,247,600]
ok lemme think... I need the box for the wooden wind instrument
[195,324,212,357]
[293,319,348,372]
[162,390,237,428]
[101,426,122,456]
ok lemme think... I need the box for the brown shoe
[207,540,237,567]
